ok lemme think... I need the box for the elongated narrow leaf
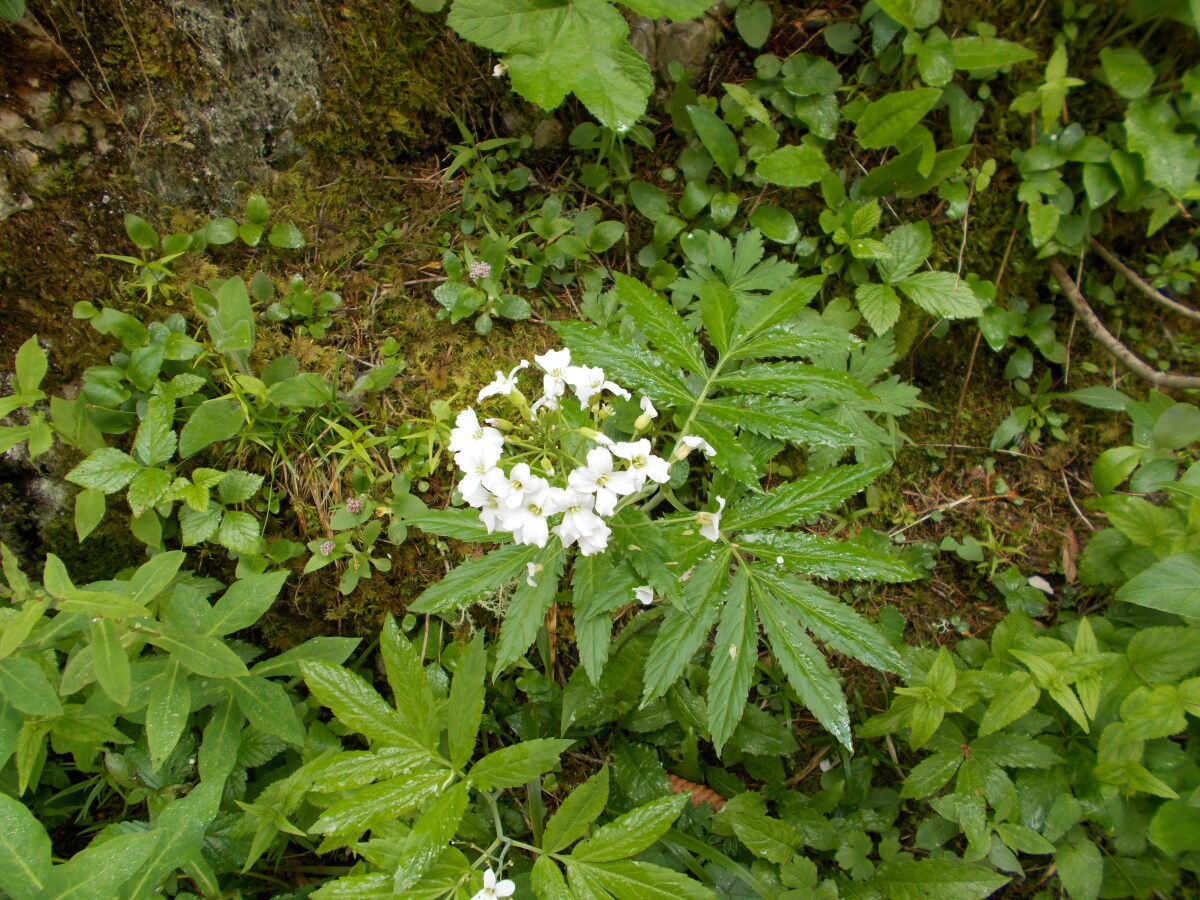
[702,397,853,447]
[582,858,720,900]
[90,618,131,706]
[732,276,826,341]
[687,106,740,179]
[572,794,687,862]
[1116,551,1200,616]
[572,557,640,683]
[468,738,571,790]
[739,531,914,582]
[380,615,437,750]
[0,658,61,715]
[552,321,695,409]
[39,831,155,900]
[0,792,50,898]
[855,88,942,149]
[448,633,486,769]
[725,463,886,532]
[715,362,874,402]
[409,543,541,614]
[311,771,445,852]
[301,660,412,748]
[755,584,851,750]
[146,626,248,678]
[753,567,904,674]
[147,660,190,766]
[616,274,707,374]
[699,281,737,355]
[544,765,610,853]
[306,748,428,793]
[686,418,763,486]
[643,551,730,701]
[494,540,566,675]
[707,568,754,753]
[250,637,360,677]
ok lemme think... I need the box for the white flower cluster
[450,348,671,555]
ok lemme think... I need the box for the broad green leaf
[178,398,243,458]
[642,552,729,701]
[951,36,1036,71]
[74,488,106,541]
[447,633,486,769]
[620,0,710,19]
[194,277,255,373]
[0,0,25,22]
[871,857,1010,899]
[572,794,687,862]
[217,510,262,554]
[532,856,573,900]
[1099,47,1154,99]
[125,213,158,250]
[89,618,130,706]
[687,106,740,179]
[226,676,305,745]
[494,540,566,675]
[725,463,885,532]
[543,765,610,853]
[127,467,172,518]
[245,194,270,224]
[0,792,50,898]
[1116,551,1200,616]
[877,222,932,284]
[147,660,190,766]
[755,585,851,750]
[302,660,412,748]
[468,738,571,790]
[265,373,332,408]
[1092,446,1142,495]
[39,831,156,900]
[147,626,248,678]
[204,217,238,244]
[629,181,670,220]
[406,508,508,542]
[1126,97,1200,197]
[855,88,942,149]
[0,600,46,661]
[250,636,359,677]
[380,615,436,749]
[0,658,61,715]
[707,568,754,753]
[268,222,305,249]
[1126,627,1200,683]
[1055,836,1102,900]
[616,273,707,373]
[756,144,829,187]
[203,570,288,636]
[392,782,470,892]
[1148,800,1200,855]
[749,205,799,243]
[553,321,694,408]
[739,531,914,582]
[856,283,902,334]
[876,0,941,30]
[701,396,852,447]
[409,543,540,614]
[13,336,47,393]
[66,448,142,494]
[897,271,984,319]
[901,752,962,799]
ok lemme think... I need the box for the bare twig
[1089,238,1200,322]
[1049,260,1200,390]
[1061,470,1096,532]
[889,492,1019,537]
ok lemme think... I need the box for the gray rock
[629,13,718,86]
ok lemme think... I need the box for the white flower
[563,365,631,405]
[449,407,505,455]
[455,442,503,505]
[574,519,612,556]
[634,585,655,605]
[634,396,658,430]
[697,496,725,542]
[530,393,560,416]
[503,478,560,547]
[492,63,508,78]
[673,434,717,460]
[483,462,543,510]
[478,361,529,403]
[553,488,607,549]
[526,562,541,587]
[567,448,638,516]
[472,868,515,900]
[611,439,670,489]
[479,492,506,533]
[535,348,573,398]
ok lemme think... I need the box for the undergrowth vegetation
[1,0,1200,898]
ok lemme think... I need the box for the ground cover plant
[1,0,1200,898]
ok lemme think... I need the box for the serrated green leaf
[698,281,737,356]
[393,781,470,892]
[732,275,826,339]
[217,510,262,554]
[544,765,610,853]
[872,857,1010,899]
[179,502,222,546]
[714,361,873,402]
[707,568,754,753]
[380,615,437,750]
[469,738,571,790]
[643,551,729,701]
[686,418,763,485]
[66,448,142,494]
[757,144,829,187]
[448,633,486,769]
[301,660,416,748]
[553,321,694,408]
[898,271,983,319]
[978,671,1039,736]
[701,396,853,446]
[226,675,304,745]
[409,543,540,614]
[856,283,903,334]
[739,531,914,582]
[755,584,851,750]
[494,540,566,675]
[616,273,707,373]
[725,463,885,532]
[573,794,687,862]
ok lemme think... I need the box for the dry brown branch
[1049,260,1200,390]
[667,774,726,811]
[1089,238,1200,322]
